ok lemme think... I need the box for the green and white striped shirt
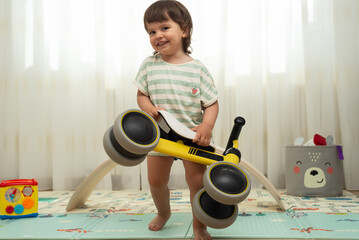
[134,54,219,128]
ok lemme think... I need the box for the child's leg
[147,155,174,231]
[182,160,212,240]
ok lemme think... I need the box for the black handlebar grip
[224,117,246,153]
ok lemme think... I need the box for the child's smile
[157,41,169,47]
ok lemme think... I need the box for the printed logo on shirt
[191,87,199,96]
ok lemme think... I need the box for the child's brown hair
[144,0,193,54]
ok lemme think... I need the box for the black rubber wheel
[193,188,238,229]
[113,109,160,155]
[103,127,147,166]
[203,161,251,205]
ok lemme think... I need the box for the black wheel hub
[122,112,157,145]
[210,164,247,194]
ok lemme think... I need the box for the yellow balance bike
[103,109,251,229]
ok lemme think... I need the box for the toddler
[134,1,219,239]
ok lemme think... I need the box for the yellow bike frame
[154,139,240,165]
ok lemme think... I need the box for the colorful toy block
[0,179,38,219]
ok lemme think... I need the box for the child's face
[146,18,187,58]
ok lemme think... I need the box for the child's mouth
[158,41,169,47]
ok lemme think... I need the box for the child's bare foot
[193,225,212,240]
[148,213,171,231]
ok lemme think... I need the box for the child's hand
[191,122,212,146]
[137,90,165,122]
[148,106,166,121]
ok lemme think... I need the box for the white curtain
[1,0,358,191]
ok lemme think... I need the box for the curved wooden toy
[66,159,117,212]
[66,157,284,212]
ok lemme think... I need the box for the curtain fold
[1,0,358,191]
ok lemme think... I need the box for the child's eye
[148,30,155,35]
[162,26,169,31]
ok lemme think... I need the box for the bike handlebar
[224,117,245,154]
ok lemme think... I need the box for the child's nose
[155,32,163,38]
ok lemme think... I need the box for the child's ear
[182,27,189,38]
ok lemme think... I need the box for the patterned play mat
[0,189,358,239]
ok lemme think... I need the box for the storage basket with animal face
[285,146,344,196]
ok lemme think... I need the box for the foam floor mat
[0,189,358,239]
[35,189,359,214]
[1,212,359,239]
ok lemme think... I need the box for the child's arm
[137,90,165,121]
[192,101,219,146]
